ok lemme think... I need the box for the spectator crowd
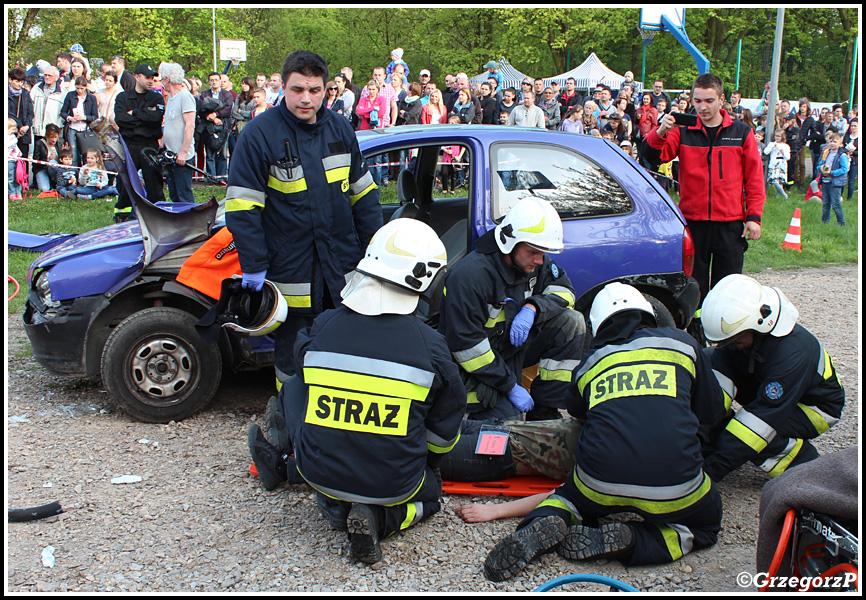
[8,44,858,205]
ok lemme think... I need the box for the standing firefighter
[248,219,466,565]
[700,274,845,482]
[226,50,382,391]
[484,283,726,581]
[438,198,586,422]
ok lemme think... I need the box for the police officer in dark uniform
[225,50,382,391]
[112,64,166,221]
[700,274,845,482]
[438,198,586,422]
[248,219,466,565]
[483,283,726,581]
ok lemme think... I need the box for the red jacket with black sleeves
[645,109,765,224]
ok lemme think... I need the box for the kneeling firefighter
[248,218,467,565]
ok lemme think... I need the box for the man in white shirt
[159,62,197,203]
[265,73,284,105]
[507,90,546,129]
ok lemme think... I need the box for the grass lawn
[7,182,858,315]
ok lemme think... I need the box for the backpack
[15,158,29,194]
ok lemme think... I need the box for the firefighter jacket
[292,306,466,505]
[225,101,382,316]
[569,313,726,514]
[438,228,577,394]
[644,108,765,225]
[703,324,845,481]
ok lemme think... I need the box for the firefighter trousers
[517,469,722,566]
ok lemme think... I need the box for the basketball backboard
[219,39,247,62]
[639,8,686,32]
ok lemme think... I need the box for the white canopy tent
[470,58,532,91]
[544,53,643,95]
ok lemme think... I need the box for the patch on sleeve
[550,262,560,279]
[764,382,784,400]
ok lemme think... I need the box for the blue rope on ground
[533,573,640,593]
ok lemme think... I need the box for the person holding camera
[158,63,196,203]
[641,73,765,306]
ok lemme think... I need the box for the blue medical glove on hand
[507,384,534,413]
[241,270,267,292]
[510,304,537,347]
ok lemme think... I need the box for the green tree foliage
[7,8,856,104]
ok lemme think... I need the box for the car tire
[101,307,222,423]
[643,293,676,329]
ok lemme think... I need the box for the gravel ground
[6,266,859,593]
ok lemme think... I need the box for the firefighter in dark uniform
[438,198,586,422]
[226,50,382,391]
[248,219,466,565]
[700,274,845,482]
[484,283,726,581]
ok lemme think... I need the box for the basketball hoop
[639,29,656,47]
[230,58,240,69]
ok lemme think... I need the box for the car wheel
[643,293,676,329]
[101,307,222,423]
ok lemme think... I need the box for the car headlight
[34,271,60,310]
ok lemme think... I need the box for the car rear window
[491,143,633,221]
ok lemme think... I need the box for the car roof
[357,124,606,145]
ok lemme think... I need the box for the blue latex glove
[510,304,537,347]
[507,384,534,413]
[241,270,267,292]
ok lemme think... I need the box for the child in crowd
[764,128,791,200]
[440,120,464,194]
[33,123,62,192]
[754,128,769,192]
[560,105,584,134]
[817,131,849,226]
[7,118,23,200]
[51,149,79,199]
[75,148,118,200]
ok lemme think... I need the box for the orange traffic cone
[781,208,803,252]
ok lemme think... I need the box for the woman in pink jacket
[421,89,448,124]
[355,80,388,130]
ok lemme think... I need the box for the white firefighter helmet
[701,274,799,343]
[218,276,288,336]
[589,282,656,336]
[495,198,564,255]
[342,218,447,316]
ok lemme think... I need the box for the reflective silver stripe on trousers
[304,350,435,389]
[275,365,292,384]
[817,344,826,376]
[575,464,705,501]
[546,493,583,521]
[349,171,375,195]
[452,337,493,364]
[759,437,798,473]
[669,523,695,555]
[225,185,266,204]
[322,153,351,170]
[308,475,424,506]
[273,281,311,297]
[576,336,698,380]
[734,409,777,444]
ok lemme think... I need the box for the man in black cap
[111,64,166,221]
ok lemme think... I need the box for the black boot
[347,504,383,564]
[264,395,291,453]
[557,522,636,561]
[483,516,566,581]
[248,424,288,491]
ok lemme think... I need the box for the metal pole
[212,9,217,73]
[848,36,859,111]
[641,45,647,92]
[735,39,742,90]
[766,8,784,145]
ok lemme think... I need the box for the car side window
[491,143,633,221]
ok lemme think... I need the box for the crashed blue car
[24,124,698,423]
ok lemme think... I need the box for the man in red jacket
[642,73,765,305]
